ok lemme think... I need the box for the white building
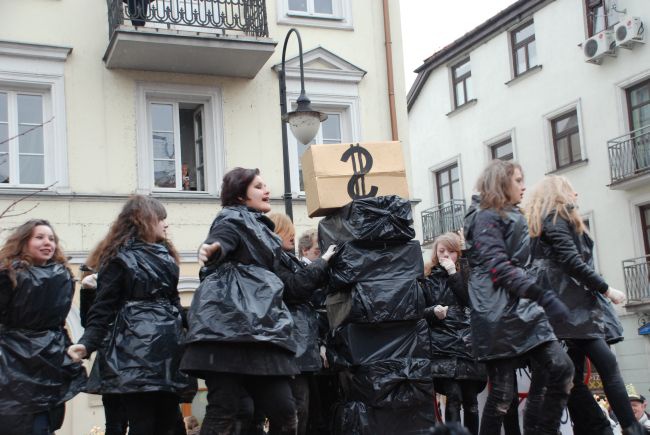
[0,0,409,433]
[408,0,650,396]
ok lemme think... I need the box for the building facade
[408,0,650,396]
[0,0,409,432]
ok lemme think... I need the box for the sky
[400,0,519,92]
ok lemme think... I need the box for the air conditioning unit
[614,16,645,48]
[583,30,616,64]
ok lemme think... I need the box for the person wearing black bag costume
[183,167,300,435]
[525,175,644,435]
[67,195,192,435]
[422,232,486,435]
[463,160,574,435]
[0,219,86,435]
[267,213,336,435]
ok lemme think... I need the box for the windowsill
[545,158,589,175]
[286,12,344,21]
[151,191,219,200]
[446,99,477,117]
[505,64,543,86]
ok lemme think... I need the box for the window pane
[19,154,44,184]
[153,132,175,159]
[632,105,650,130]
[151,103,174,132]
[17,94,43,125]
[0,93,7,122]
[154,160,176,188]
[322,114,341,142]
[557,137,570,167]
[455,82,465,107]
[465,77,473,101]
[528,41,537,67]
[554,113,578,134]
[0,152,8,183]
[515,23,534,43]
[440,187,450,203]
[454,60,470,79]
[630,84,650,107]
[438,170,449,185]
[0,124,7,153]
[451,180,461,200]
[571,132,582,161]
[516,47,527,75]
[288,0,307,12]
[493,141,513,159]
[450,165,459,181]
[314,0,333,14]
[18,125,44,154]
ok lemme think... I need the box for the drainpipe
[382,0,399,141]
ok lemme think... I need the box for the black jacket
[276,251,329,372]
[0,263,85,414]
[422,265,486,381]
[529,214,607,340]
[80,240,191,395]
[182,206,299,376]
[464,196,556,360]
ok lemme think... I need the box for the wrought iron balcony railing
[421,199,466,245]
[623,255,650,303]
[107,0,269,38]
[607,124,650,185]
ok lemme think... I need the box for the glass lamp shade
[285,110,328,145]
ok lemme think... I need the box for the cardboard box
[301,141,409,217]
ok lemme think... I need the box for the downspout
[382,0,399,141]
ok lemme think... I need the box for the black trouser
[479,341,574,435]
[307,373,338,435]
[439,379,481,435]
[567,338,636,432]
[103,394,128,435]
[201,373,297,435]
[290,375,310,435]
[121,391,180,435]
[127,0,149,26]
[502,374,521,435]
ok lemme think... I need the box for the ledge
[545,159,589,175]
[446,99,478,117]
[505,64,543,86]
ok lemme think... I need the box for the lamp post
[278,28,327,221]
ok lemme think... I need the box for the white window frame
[542,99,588,173]
[277,0,353,30]
[135,82,224,196]
[484,129,517,162]
[581,211,600,273]
[615,69,650,135]
[0,41,71,193]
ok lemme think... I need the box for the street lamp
[278,28,327,221]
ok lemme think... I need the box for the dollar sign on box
[340,144,379,200]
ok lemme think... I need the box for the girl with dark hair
[67,195,191,435]
[525,175,644,435]
[422,232,486,435]
[463,160,574,435]
[0,219,85,435]
[181,167,301,435]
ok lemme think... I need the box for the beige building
[0,0,409,433]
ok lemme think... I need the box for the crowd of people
[0,161,649,435]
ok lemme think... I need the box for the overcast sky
[400,0,519,92]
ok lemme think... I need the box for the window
[278,0,352,29]
[551,110,582,169]
[627,79,650,131]
[641,205,650,256]
[511,21,537,76]
[296,111,343,191]
[452,59,473,109]
[585,0,618,37]
[136,83,223,195]
[435,163,461,204]
[490,139,514,161]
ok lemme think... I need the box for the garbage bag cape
[318,196,415,248]
[186,262,296,353]
[290,303,322,372]
[339,358,434,408]
[326,278,426,330]
[597,291,624,344]
[327,240,424,291]
[86,299,193,394]
[334,400,436,435]
[326,319,431,369]
[0,263,86,414]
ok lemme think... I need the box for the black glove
[536,290,570,321]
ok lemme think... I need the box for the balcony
[421,199,466,245]
[607,125,650,189]
[623,255,650,308]
[104,0,276,77]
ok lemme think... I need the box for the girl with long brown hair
[525,175,643,435]
[463,160,573,435]
[0,219,85,435]
[67,195,191,435]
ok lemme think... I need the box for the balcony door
[641,204,650,256]
[627,80,650,173]
[435,163,461,204]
